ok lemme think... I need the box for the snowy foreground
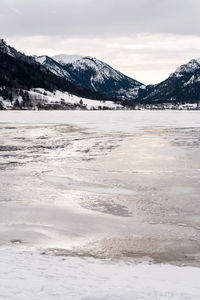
[1,248,200,300]
[1,111,200,299]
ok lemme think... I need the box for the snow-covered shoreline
[1,247,200,300]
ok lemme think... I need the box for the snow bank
[0,248,200,300]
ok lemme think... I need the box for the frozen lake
[0,110,200,299]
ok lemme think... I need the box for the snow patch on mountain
[34,55,71,78]
[71,56,126,82]
[35,55,47,64]
[52,54,83,65]
[172,59,200,78]
[184,75,195,86]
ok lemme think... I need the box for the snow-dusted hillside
[35,54,144,99]
[31,89,123,109]
[0,88,123,110]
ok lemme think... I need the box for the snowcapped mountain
[137,58,200,104]
[0,40,105,101]
[35,55,144,99]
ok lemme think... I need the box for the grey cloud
[1,0,200,38]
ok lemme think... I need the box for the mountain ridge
[0,39,105,100]
[135,58,200,104]
[34,54,144,99]
[1,38,200,106]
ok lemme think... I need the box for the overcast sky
[1,0,200,84]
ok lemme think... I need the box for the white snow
[52,54,83,65]
[172,59,200,77]
[53,91,122,109]
[0,248,200,300]
[34,56,72,78]
[184,75,195,86]
[70,56,126,83]
[29,89,123,110]
[35,55,47,64]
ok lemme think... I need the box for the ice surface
[1,111,200,299]
[1,110,200,131]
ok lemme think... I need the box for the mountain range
[1,38,200,107]
[0,39,104,100]
[34,53,200,105]
[34,54,143,99]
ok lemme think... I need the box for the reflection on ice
[41,174,137,196]
[0,111,200,267]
